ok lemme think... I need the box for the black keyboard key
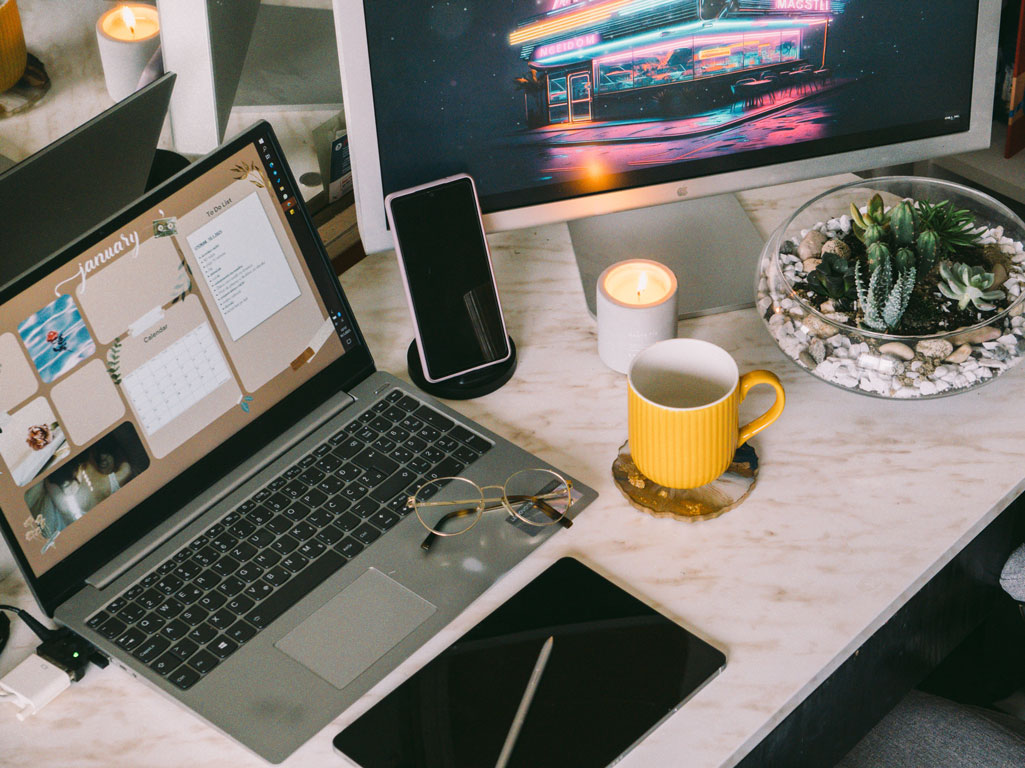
[356,427,377,442]
[369,416,391,432]
[397,394,420,411]
[226,595,255,615]
[244,551,346,629]
[211,555,241,577]
[315,454,342,473]
[225,620,258,644]
[383,405,405,421]
[283,465,304,480]
[137,613,166,634]
[230,541,258,562]
[323,496,351,514]
[253,488,272,503]
[361,468,388,487]
[156,575,184,595]
[308,508,333,528]
[238,499,257,514]
[332,437,363,460]
[268,477,288,491]
[353,524,382,545]
[209,636,239,660]
[385,426,411,443]
[155,598,185,619]
[249,506,274,526]
[281,553,310,573]
[174,586,204,605]
[271,534,300,556]
[221,511,241,527]
[119,603,145,623]
[265,493,290,512]
[188,535,210,551]
[342,483,370,502]
[124,585,144,601]
[417,426,442,444]
[436,436,460,453]
[174,561,202,581]
[253,550,282,568]
[204,523,225,538]
[157,561,177,575]
[415,405,455,431]
[169,638,199,661]
[282,480,306,499]
[328,428,348,445]
[189,623,218,645]
[315,524,345,546]
[193,546,218,567]
[115,627,147,652]
[266,515,292,535]
[352,499,377,519]
[169,666,201,690]
[180,606,209,627]
[453,445,481,464]
[247,529,274,548]
[290,521,317,541]
[370,469,417,503]
[373,437,397,454]
[216,576,246,597]
[400,415,425,432]
[283,502,312,522]
[338,538,365,559]
[87,611,110,630]
[450,425,491,452]
[134,636,169,663]
[317,476,345,495]
[229,519,257,539]
[298,540,326,559]
[421,446,445,463]
[236,563,264,583]
[189,650,219,675]
[243,580,274,601]
[210,532,239,554]
[198,592,226,612]
[160,619,189,641]
[150,652,181,676]
[404,436,428,453]
[263,565,291,586]
[313,442,333,457]
[385,389,403,403]
[208,608,235,629]
[391,446,414,464]
[370,400,390,415]
[336,512,361,532]
[370,510,400,531]
[428,457,467,482]
[300,488,327,509]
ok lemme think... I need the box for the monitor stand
[568,193,765,319]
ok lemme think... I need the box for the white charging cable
[0,653,73,720]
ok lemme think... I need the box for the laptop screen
[0,127,357,580]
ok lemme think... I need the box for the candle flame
[636,271,648,297]
[121,5,137,36]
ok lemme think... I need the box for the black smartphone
[385,174,511,383]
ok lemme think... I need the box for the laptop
[0,121,596,762]
[0,72,176,287]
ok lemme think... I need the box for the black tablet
[333,556,726,768]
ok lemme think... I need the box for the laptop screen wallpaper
[0,141,347,576]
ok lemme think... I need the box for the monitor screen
[358,0,979,218]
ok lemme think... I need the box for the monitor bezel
[333,0,1000,255]
[0,121,375,616]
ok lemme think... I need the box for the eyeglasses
[408,468,573,551]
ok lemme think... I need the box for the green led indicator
[73,651,80,658]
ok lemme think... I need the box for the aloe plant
[937,261,1005,311]
[855,258,916,332]
[850,193,889,244]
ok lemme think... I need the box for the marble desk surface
[3,173,1025,767]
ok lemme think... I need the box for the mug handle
[737,370,785,447]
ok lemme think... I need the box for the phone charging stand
[406,337,517,400]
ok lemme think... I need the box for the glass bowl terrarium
[756,177,1025,398]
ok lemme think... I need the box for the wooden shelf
[918,122,1025,205]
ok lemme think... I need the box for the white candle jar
[96,4,160,102]
[597,259,678,373]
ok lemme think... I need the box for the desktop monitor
[334,0,1000,316]
[0,73,176,288]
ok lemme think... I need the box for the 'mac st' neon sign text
[548,0,589,11]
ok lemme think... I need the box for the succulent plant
[889,200,916,247]
[804,252,858,310]
[850,193,890,244]
[937,261,1005,311]
[866,240,891,272]
[855,258,916,332]
[894,246,916,272]
[915,200,982,261]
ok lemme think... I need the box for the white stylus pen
[494,636,554,768]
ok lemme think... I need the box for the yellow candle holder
[0,0,27,93]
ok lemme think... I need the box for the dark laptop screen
[0,129,353,579]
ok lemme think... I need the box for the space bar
[245,551,346,629]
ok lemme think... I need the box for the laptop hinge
[87,390,357,589]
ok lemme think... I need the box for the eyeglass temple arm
[420,498,572,551]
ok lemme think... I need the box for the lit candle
[597,259,678,373]
[96,4,161,102]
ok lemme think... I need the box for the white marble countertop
[3,173,1025,766]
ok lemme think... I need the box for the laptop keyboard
[84,389,492,691]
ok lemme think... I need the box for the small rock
[823,312,851,325]
[803,256,822,273]
[944,344,973,364]
[798,230,828,264]
[799,351,816,368]
[820,238,852,260]
[878,341,914,360]
[918,380,938,396]
[809,338,827,364]
[802,316,834,338]
[949,326,1001,345]
[915,339,954,359]
[992,262,1009,287]
[819,299,836,314]
[1011,301,1024,317]
[836,374,859,388]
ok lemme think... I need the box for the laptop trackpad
[275,568,436,690]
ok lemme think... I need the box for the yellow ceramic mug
[628,339,785,489]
